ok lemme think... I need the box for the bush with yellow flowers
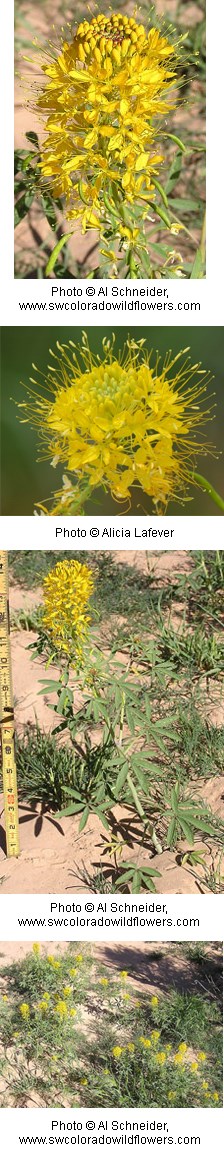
[14,6,206,278]
[0,943,222,1107]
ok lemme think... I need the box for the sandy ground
[0,551,223,896]
[0,939,222,993]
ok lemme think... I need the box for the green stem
[191,473,224,512]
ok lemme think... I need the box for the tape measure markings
[0,552,20,857]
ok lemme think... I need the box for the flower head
[32,13,180,246]
[19,335,214,516]
[112,1045,123,1058]
[151,995,159,1007]
[151,1030,160,1043]
[54,1000,68,1019]
[156,1051,166,1065]
[32,942,40,956]
[20,1003,30,1020]
[42,559,93,662]
[99,977,109,986]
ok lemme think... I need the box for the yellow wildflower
[174,1054,185,1066]
[2,995,8,1003]
[47,955,55,965]
[103,1069,109,1075]
[70,1008,77,1017]
[141,1038,151,1048]
[99,977,109,986]
[52,961,60,970]
[42,560,93,662]
[20,336,213,517]
[123,993,131,1001]
[32,13,181,247]
[212,1093,219,1102]
[80,1078,88,1086]
[202,1081,209,1090]
[156,1052,166,1065]
[32,943,40,956]
[126,1042,135,1052]
[20,1003,30,1020]
[168,1091,176,1102]
[151,996,159,1006]
[37,1001,48,1013]
[54,1000,68,1018]
[75,954,83,963]
[197,1051,206,1061]
[63,986,72,997]
[69,969,77,978]
[43,992,50,1000]
[177,1042,187,1054]
[112,1046,123,1058]
[190,1062,199,1072]
[120,971,128,978]
[151,1031,160,1043]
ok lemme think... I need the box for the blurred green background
[1,326,223,516]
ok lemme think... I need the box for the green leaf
[190,245,205,279]
[56,803,82,818]
[114,762,129,796]
[180,820,194,844]
[167,818,177,847]
[171,785,179,812]
[165,150,182,196]
[79,806,90,832]
[40,195,58,231]
[131,871,141,892]
[26,131,39,147]
[94,808,110,831]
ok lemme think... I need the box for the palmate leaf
[116,861,161,893]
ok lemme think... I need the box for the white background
[0,515,224,549]
[0,893,223,940]
[1,1107,223,1158]
[0,0,223,1146]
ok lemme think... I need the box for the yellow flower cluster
[20,335,213,515]
[35,12,179,240]
[42,559,93,661]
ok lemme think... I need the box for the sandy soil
[0,551,223,896]
[0,939,221,994]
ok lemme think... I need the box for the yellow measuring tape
[0,551,20,857]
